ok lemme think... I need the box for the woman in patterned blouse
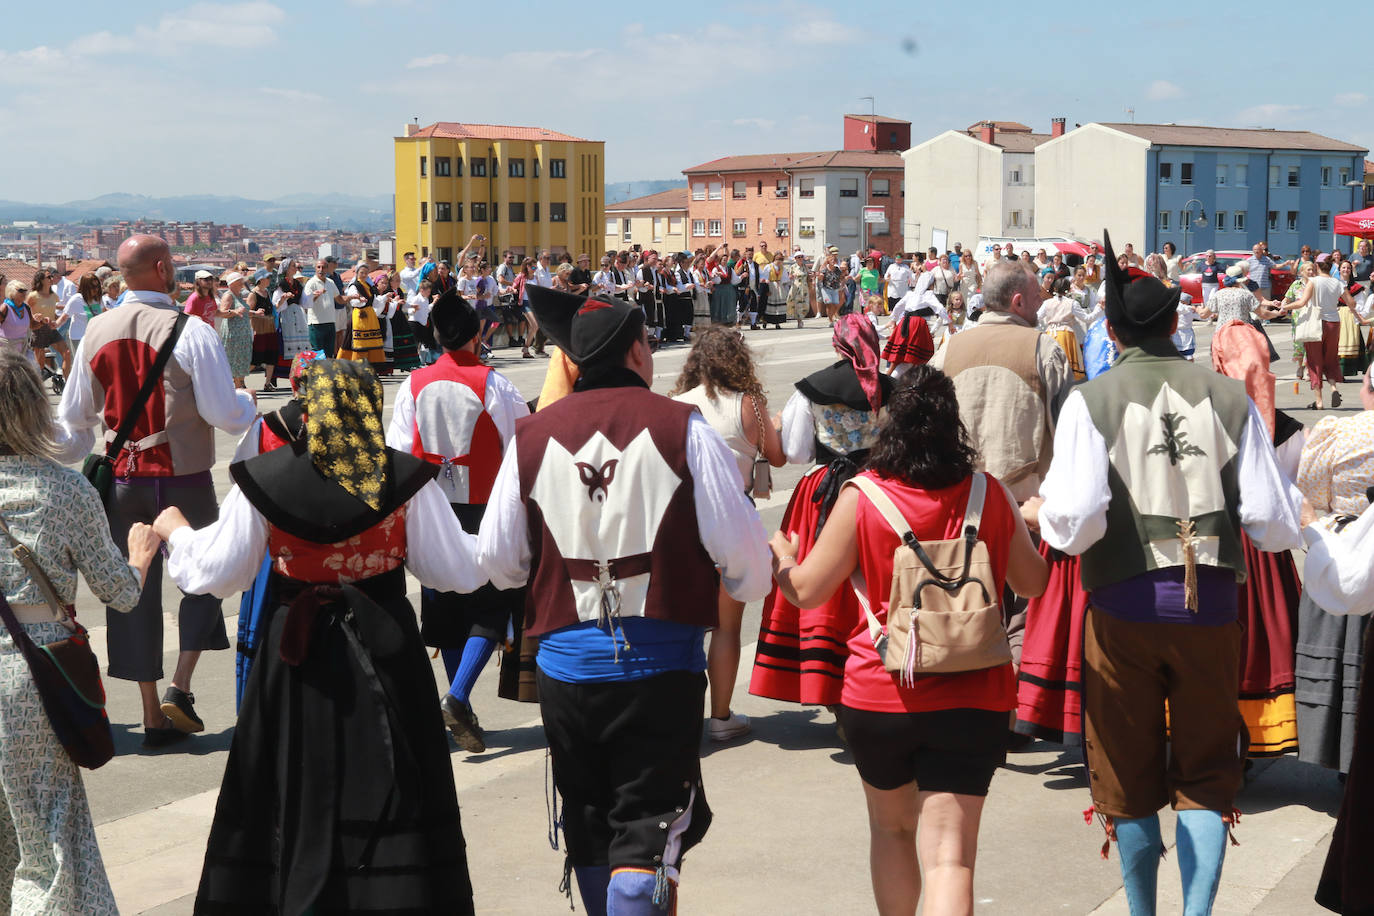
[0,349,160,914]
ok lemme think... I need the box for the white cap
[222,271,245,285]
[194,269,213,280]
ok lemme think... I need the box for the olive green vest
[1077,338,1251,591]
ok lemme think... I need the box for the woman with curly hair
[672,327,784,739]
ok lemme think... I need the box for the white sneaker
[708,712,751,742]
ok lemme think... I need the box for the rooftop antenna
[1125,107,1135,122]
[860,96,875,117]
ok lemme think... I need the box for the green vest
[1077,338,1251,591]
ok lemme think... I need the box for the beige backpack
[845,474,1011,684]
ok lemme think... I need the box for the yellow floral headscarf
[301,359,389,510]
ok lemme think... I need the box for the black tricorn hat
[1102,228,1180,332]
[527,285,643,365]
[430,285,481,350]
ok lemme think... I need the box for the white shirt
[1301,505,1374,615]
[780,390,820,465]
[1038,390,1303,556]
[398,265,421,296]
[385,368,529,453]
[165,479,487,597]
[101,294,120,311]
[883,264,914,298]
[302,277,340,325]
[53,290,257,463]
[408,291,432,325]
[475,412,772,604]
[533,265,553,289]
[59,292,98,339]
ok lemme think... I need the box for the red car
[1179,250,1293,303]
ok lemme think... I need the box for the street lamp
[1181,198,1207,260]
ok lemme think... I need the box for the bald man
[55,234,256,748]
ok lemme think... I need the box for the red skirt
[749,465,857,706]
[1238,531,1301,757]
[881,315,934,366]
[1015,544,1087,745]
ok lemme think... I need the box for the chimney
[404,121,419,137]
[1051,117,1066,138]
[979,121,995,145]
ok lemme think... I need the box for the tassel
[1177,519,1199,613]
[558,855,575,911]
[1082,806,1096,825]
[901,608,919,687]
[545,748,562,851]
[1225,808,1242,847]
[652,865,672,910]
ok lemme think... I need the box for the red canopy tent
[1334,206,1374,239]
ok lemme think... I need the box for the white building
[903,121,1060,252]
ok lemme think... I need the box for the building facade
[394,122,604,264]
[603,188,688,255]
[1035,123,1367,256]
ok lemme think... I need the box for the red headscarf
[832,314,882,411]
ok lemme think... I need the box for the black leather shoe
[440,694,486,753]
[160,686,205,734]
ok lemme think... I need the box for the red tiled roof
[1365,159,1373,175]
[966,120,1032,133]
[606,188,689,212]
[0,259,40,289]
[64,259,112,281]
[846,114,911,125]
[1097,123,1367,153]
[683,149,902,174]
[960,129,1051,152]
[407,122,592,142]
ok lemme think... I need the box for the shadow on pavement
[1000,746,1090,791]
[709,707,852,762]
[112,723,235,757]
[1237,756,1345,817]
[455,723,548,763]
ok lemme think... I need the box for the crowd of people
[5,224,1374,915]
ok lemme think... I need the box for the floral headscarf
[831,314,882,411]
[301,359,388,510]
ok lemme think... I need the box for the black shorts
[837,706,1007,795]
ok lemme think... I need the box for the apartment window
[839,217,859,237]
[1286,210,1298,232]
[491,157,499,177]
[550,202,567,222]
[435,157,451,177]
[434,201,451,222]
[652,217,664,243]
[757,180,763,195]
[509,202,525,222]
[509,158,525,178]
[668,217,683,234]
[775,179,788,198]
[1215,210,1226,230]
[692,219,705,237]
[798,218,815,238]
[1158,210,1170,231]
[1235,164,1247,186]
[1009,210,1022,228]
[622,218,632,242]
[1270,166,1281,187]
[799,178,815,198]
[605,218,618,236]
[1287,166,1300,187]
[775,218,788,237]
[1180,163,1193,186]
[435,247,451,263]
[757,219,764,235]
[1216,165,1227,186]
[840,178,859,198]
[420,246,428,258]
[1267,210,1278,231]
[692,182,706,201]
[490,200,498,223]
[1233,212,1245,232]
[732,181,747,199]
[420,201,428,223]
[1158,162,1172,185]
[471,202,487,221]
[1009,167,1022,184]
[550,159,566,178]
[471,157,487,177]
[533,159,540,178]
[872,178,890,197]
[708,181,722,201]
[1319,211,1331,232]
[1340,167,1351,185]
[420,156,427,177]
[732,218,747,237]
[1322,166,1332,187]
[533,202,540,222]
[708,219,722,237]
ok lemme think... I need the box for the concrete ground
[61,316,1355,914]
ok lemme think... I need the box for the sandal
[1332,390,1343,408]
[522,350,534,359]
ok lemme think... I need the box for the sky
[2,0,1370,203]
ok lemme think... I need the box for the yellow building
[394,121,604,264]
[603,187,688,255]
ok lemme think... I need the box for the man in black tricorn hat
[476,286,770,914]
[386,286,529,752]
[1028,231,1303,914]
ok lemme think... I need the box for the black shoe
[440,694,486,753]
[160,686,205,734]
[142,724,190,749]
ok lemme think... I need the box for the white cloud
[1335,92,1368,108]
[61,2,284,58]
[784,18,861,44]
[1235,103,1306,125]
[406,54,450,69]
[1145,80,1182,101]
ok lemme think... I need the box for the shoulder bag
[81,311,189,504]
[844,473,1010,684]
[0,513,114,769]
[747,394,772,500]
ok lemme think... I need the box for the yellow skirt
[1338,305,1363,359]
[338,306,387,367]
[1047,327,1085,380]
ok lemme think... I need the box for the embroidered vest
[407,352,503,504]
[514,385,718,638]
[268,507,407,585]
[1076,341,1250,591]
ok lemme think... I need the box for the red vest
[268,506,408,585]
[514,385,718,638]
[407,351,503,505]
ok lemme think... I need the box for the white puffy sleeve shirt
[1302,508,1374,615]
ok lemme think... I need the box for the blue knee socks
[446,637,496,704]
[1115,814,1162,916]
[1176,809,1226,916]
[439,647,460,683]
[574,865,610,914]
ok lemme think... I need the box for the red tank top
[268,506,408,584]
[842,471,1017,714]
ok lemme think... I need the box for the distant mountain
[0,193,395,231]
[605,180,683,205]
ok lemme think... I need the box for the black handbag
[82,311,188,504]
[0,513,114,769]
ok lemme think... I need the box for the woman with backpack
[768,364,1047,915]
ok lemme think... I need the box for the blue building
[1035,123,1367,257]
